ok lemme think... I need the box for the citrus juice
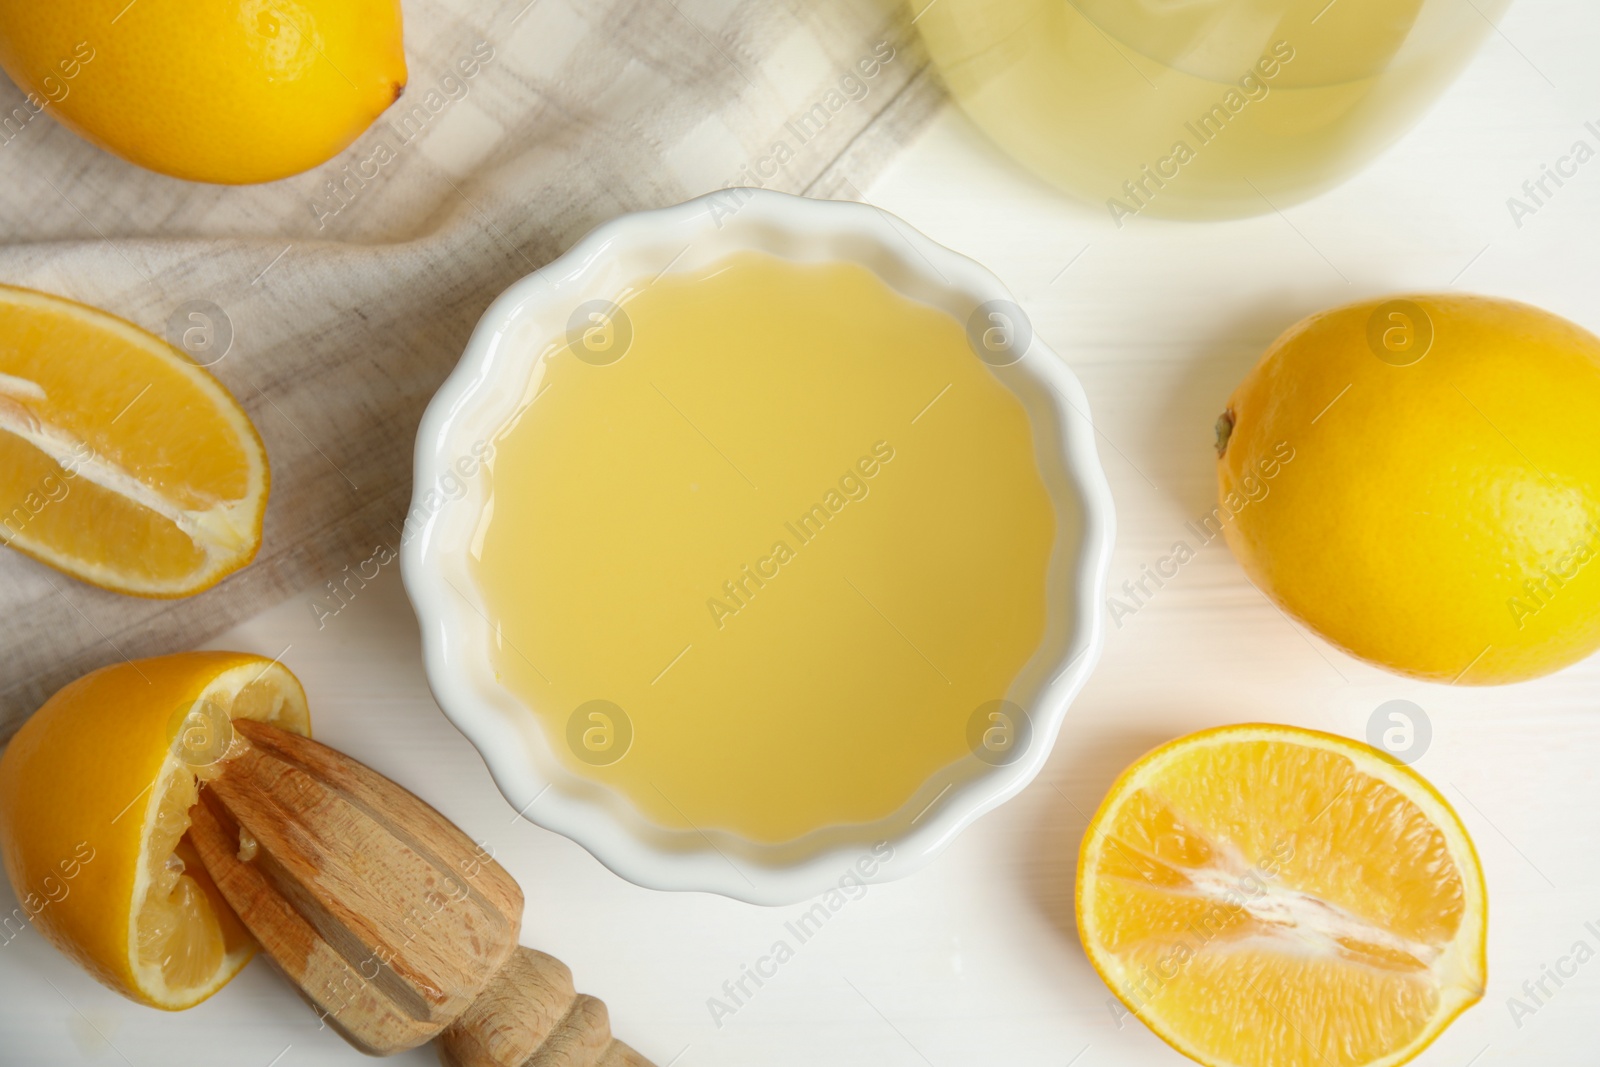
[916,0,1503,218]
[469,252,1056,844]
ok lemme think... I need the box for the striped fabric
[0,0,944,732]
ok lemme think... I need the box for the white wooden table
[5,3,1600,1063]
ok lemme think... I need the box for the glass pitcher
[916,0,1509,220]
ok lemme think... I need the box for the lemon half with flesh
[0,284,268,597]
[1077,723,1486,1067]
[0,652,310,1009]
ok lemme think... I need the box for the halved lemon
[1077,724,1486,1067]
[0,652,310,1009]
[0,284,268,597]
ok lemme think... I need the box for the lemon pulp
[135,675,290,996]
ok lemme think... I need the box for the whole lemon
[0,0,405,184]
[1217,294,1600,684]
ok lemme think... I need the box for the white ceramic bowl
[401,189,1115,905]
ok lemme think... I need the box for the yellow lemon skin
[1218,294,1600,685]
[0,0,406,184]
[0,652,310,1008]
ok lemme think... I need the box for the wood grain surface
[189,720,652,1065]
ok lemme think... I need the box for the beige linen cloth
[0,0,945,735]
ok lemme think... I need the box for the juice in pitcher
[916,0,1507,219]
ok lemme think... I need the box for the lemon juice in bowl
[468,252,1060,844]
[407,190,1115,899]
[915,0,1507,218]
